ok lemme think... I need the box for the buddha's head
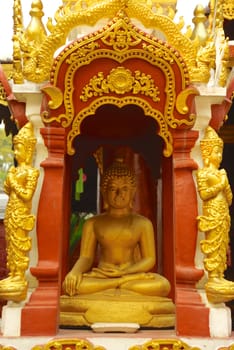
[200,126,223,168]
[101,157,136,210]
[13,122,36,165]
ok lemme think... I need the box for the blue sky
[0,0,209,60]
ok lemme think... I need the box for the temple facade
[0,0,234,349]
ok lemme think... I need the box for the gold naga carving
[0,122,39,302]
[80,66,160,102]
[196,126,234,304]
[12,0,220,85]
[129,339,201,350]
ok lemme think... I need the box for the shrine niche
[29,10,203,333]
[2,0,233,341]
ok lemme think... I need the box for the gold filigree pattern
[66,42,100,64]
[101,15,142,51]
[129,339,201,350]
[32,339,105,350]
[67,96,173,157]
[80,66,160,102]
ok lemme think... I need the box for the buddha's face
[106,177,135,210]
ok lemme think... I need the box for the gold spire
[23,0,47,45]
[191,4,208,46]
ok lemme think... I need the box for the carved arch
[42,14,198,157]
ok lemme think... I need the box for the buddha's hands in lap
[63,272,82,296]
[97,264,156,280]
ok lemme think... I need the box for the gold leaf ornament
[80,66,160,102]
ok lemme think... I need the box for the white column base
[209,305,232,337]
[1,301,23,336]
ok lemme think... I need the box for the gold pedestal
[60,289,175,328]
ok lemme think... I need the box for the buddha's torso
[92,213,144,265]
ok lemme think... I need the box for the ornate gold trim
[66,96,173,157]
[129,339,201,350]
[32,339,105,350]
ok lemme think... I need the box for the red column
[21,127,66,336]
[0,220,7,315]
[173,129,210,337]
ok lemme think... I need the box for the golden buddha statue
[196,126,234,303]
[0,122,39,302]
[61,157,175,328]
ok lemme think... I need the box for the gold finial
[23,0,47,44]
[191,4,208,46]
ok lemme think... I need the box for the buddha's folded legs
[120,274,171,296]
[75,272,170,296]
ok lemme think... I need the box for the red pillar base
[21,283,59,336]
[176,286,210,337]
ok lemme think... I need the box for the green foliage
[0,127,14,192]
